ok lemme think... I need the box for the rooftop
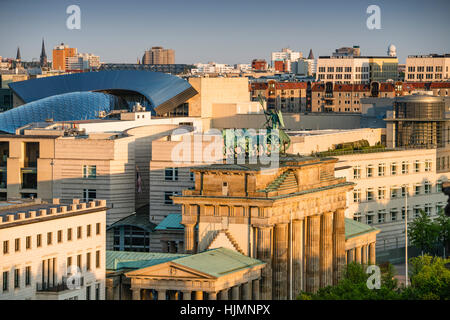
[345,218,380,239]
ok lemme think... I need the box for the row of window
[353,160,432,179]
[353,203,444,225]
[164,167,195,182]
[2,223,101,255]
[353,183,442,202]
[1,252,101,293]
[407,66,446,72]
[407,73,446,80]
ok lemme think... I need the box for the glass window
[25,266,31,286]
[366,189,374,201]
[390,209,398,221]
[391,162,397,175]
[401,161,409,174]
[83,165,97,179]
[353,166,361,179]
[83,189,96,202]
[353,189,361,203]
[378,187,386,200]
[366,165,373,177]
[414,160,420,173]
[378,163,385,176]
[164,167,179,181]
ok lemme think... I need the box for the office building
[405,54,450,82]
[52,43,77,71]
[142,47,175,65]
[0,198,106,300]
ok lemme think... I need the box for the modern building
[66,53,100,71]
[0,198,106,300]
[251,59,268,71]
[52,43,77,71]
[142,47,175,65]
[271,48,302,73]
[316,55,398,84]
[173,155,379,298]
[405,54,450,82]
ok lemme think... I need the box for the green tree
[408,210,440,255]
[435,210,450,257]
[297,263,402,300]
[402,255,450,300]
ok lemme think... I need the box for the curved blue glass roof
[0,92,120,134]
[8,70,196,111]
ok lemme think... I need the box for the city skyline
[1,0,449,65]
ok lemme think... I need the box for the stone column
[362,245,368,265]
[292,219,304,296]
[320,212,333,288]
[256,225,273,300]
[182,291,191,300]
[158,289,167,300]
[369,243,376,265]
[194,291,203,300]
[305,215,320,293]
[355,246,362,264]
[273,223,288,300]
[208,292,217,300]
[241,282,251,300]
[132,288,141,300]
[252,279,260,300]
[231,285,240,300]
[332,208,346,285]
[169,241,177,253]
[219,289,229,300]
[348,249,355,263]
[184,224,195,254]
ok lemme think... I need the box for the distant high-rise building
[52,43,77,71]
[142,46,175,65]
[40,38,47,67]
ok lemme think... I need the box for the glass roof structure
[0,92,121,134]
[8,70,198,114]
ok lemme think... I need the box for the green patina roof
[155,213,183,231]
[106,250,187,271]
[173,247,265,278]
[345,218,379,239]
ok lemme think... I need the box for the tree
[297,263,402,300]
[402,255,450,300]
[435,210,450,257]
[408,210,440,255]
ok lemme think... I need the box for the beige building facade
[405,54,450,82]
[0,198,106,300]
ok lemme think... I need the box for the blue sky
[0,0,449,64]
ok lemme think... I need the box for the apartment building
[142,47,175,65]
[0,198,106,300]
[405,54,450,82]
[316,56,398,84]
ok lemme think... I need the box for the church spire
[40,38,47,67]
[16,46,21,61]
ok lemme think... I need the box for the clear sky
[0,0,449,65]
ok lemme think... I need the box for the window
[378,210,386,223]
[415,185,421,195]
[366,213,373,225]
[414,160,420,173]
[87,225,91,237]
[86,252,91,271]
[164,167,178,181]
[353,189,361,203]
[366,165,373,177]
[425,160,432,172]
[414,206,421,218]
[95,283,100,300]
[57,230,62,243]
[353,213,361,222]
[378,163,385,176]
[164,191,180,205]
[391,209,398,221]
[391,162,397,175]
[25,266,31,286]
[26,236,31,250]
[83,165,97,179]
[77,254,82,270]
[14,238,20,252]
[378,187,386,200]
[401,161,409,174]
[96,223,101,235]
[14,269,20,288]
[424,182,431,194]
[3,240,9,254]
[47,232,52,245]
[391,187,399,199]
[96,250,100,268]
[67,257,72,272]
[437,181,443,193]
[436,203,444,215]
[401,185,408,197]
[3,271,9,291]
[37,234,42,247]
[353,166,361,179]
[77,226,82,239]
[67,228,72,241]
[366,188,374,201]
[425,204,432,216]
[83,189,96,202]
